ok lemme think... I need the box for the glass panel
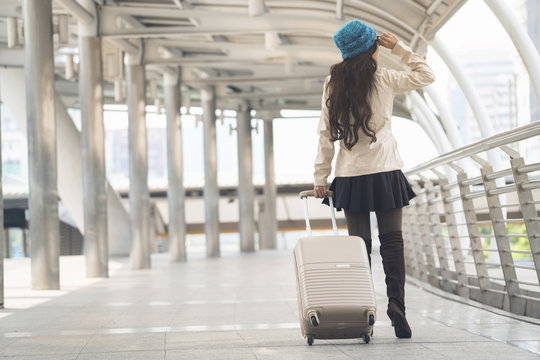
[8,228,25,258]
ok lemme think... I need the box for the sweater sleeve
[384,40,436,94]
[313,76,335,186]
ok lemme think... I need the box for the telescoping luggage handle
[299,190,338,237]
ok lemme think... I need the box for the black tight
[344,207,403,239]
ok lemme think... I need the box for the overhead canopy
[0,0,466,116]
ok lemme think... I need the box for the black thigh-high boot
[344,211,372,267]
[378,230,412,338]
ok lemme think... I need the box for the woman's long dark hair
[326,43,378,150]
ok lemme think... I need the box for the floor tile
[0,335,89,357]
[2,251,539,359]
[422,341,540,360]
[509,340,540,355]
[81,333,165,353]
[77,350,165,360]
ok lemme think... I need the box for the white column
[164,71,187,262]
[201,86,220,257]
[237,100,255,252]
[261,117,277,249]
[127,59,151,269]
[23,0,60,290]
[78,0,108,277]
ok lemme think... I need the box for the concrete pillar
[78,3,108,277]
[164,71,187,262]
[0,68,132,257]
[23,0,60,290]
[237,101,255,252]
[261,118,277,249]
[0,76,4,307]
[201,86,220,257]
[127,59,151,269]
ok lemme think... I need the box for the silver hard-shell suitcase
[294,190,376,346]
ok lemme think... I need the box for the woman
[313,20,435,339]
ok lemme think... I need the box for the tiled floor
[2,247,540,359]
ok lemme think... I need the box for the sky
[427,0,520,104]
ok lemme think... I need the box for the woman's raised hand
[377,32,399,50]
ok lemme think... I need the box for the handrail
[405,121,540,175]
[403,120,540,320]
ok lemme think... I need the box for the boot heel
[387,302,412,338]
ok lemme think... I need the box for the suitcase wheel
[308,310,320,327]
[369,314,375,326]
[363,334,370,344]
[307,334,314,346]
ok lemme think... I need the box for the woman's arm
[313,76,334,198]
[379,33,436,93]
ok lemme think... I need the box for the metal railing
[403,121,540,319]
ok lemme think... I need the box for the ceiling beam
[218,90,321,100]
[0,47,24,67]
[55,0,94,25]
[143,40,340,65]
[336,0,344,20]
[172,0,191,10]
[182,74,328,86]
[100,7,342,38]
[249,0,266,17]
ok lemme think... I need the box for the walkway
[2,243,540,359]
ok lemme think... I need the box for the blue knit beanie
[333,20,376,59]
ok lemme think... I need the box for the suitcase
[294,190,376,346]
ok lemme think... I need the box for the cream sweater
[314,41,436,186]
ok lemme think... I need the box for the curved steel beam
[424,85,464,149]
[430,36,495,139]
[484,0,540,105]
[409,106,445,155]
[409,93,453,153]
[430,37,506,176]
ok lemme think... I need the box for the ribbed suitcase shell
[294,235,376,341]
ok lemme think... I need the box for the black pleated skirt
[322,170,416,212]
